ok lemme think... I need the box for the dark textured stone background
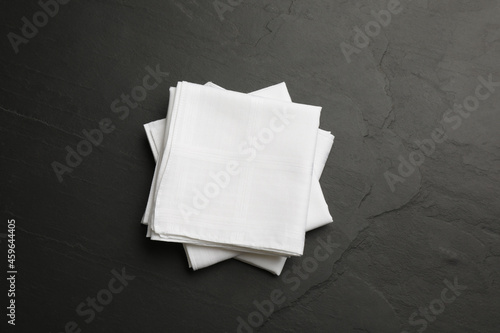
[1,0,499,332]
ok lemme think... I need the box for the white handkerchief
[143,82,334,273]
[145,120,334,274]
[150,81,320,256]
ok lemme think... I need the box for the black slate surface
[1,0,499,332]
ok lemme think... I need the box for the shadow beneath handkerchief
[141,135,156,168]
[139,225,185,260]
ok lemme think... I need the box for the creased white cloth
[143,82,334,274]
[147,81,321,256]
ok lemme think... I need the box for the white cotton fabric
[143,82,334,274]
[147,81,321,256]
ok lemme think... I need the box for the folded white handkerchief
[145,122,334,274]
[149,81,321,256]
[143,82,334,273]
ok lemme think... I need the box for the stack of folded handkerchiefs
[141,81,334,275]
